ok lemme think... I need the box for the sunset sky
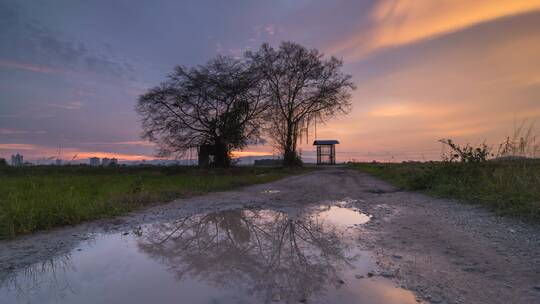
[1,0,540,162]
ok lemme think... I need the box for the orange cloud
[0,143,37,150]
[72,151,152,161]
[330,0,540,60]
[0,143,155,162]
[367,101,461,119]
[368,103,418,117]
[230,150,273,158]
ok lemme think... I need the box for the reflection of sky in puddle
[0,205,419,304]
[313,205,371,227]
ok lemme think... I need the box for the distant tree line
[137,42,355,167]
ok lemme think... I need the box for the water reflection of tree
[138,209,357,303]
[0,255,75,301]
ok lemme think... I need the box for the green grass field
[352,160,540,220]
[0,166,301,239]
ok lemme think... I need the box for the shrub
[439,139,492,163]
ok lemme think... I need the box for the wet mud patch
[0,204,421,304]
[261,189,281,194]
[366,188,404,195]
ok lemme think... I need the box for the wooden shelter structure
[313,140,339,165]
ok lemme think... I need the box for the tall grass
[355,161,540,220]
[353,121,540,220]
[498,120,540,159]
[0,166,298,239]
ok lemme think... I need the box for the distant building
[11,153,23,166]
[101,158,111,166]
[110,158,118,166]
[89,157,100,166]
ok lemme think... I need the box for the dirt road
[1,168,539,303]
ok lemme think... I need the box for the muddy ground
[1,168,539,303]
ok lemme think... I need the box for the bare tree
[137,56,267,167]
[247,42,355,166]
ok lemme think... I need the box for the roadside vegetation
[0,165,302,239]
[355,160,540,219]
[353,122,540,220]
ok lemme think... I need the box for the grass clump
[0,166,301,239]
[353,160,540,220]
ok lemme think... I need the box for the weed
[439,139,492,162]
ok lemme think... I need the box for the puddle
[313,205,371,227]
[0,205,420,304]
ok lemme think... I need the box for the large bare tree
[246,42,355,166]
[137,56,267,167]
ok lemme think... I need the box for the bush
[439,139,492,163]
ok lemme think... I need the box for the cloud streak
[0,60,63,74]
[329,0,540,60]
[0,143,37,150]
[0,129,46,135]
[42,101,84,110]
[81,141,155,147]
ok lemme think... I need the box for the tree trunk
[213,141,231,168]
[282,122,302,167]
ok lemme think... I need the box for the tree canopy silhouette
[247,42,354,166]
[137,56,267,167]
[138,42,354,167]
